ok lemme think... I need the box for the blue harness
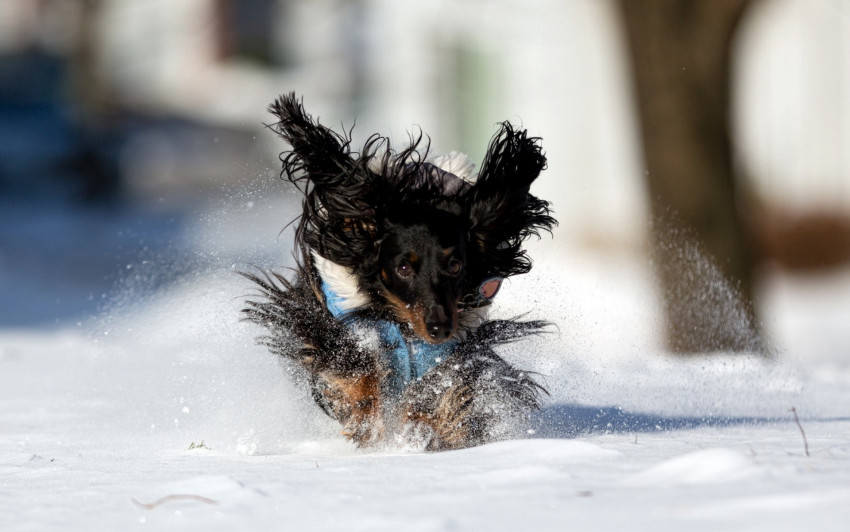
[321,282,458,395]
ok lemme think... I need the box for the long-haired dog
[242,93,556,450]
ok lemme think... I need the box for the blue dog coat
[321,282,458,395]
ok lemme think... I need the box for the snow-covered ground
[1,189,849,531]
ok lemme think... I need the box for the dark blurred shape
[754,209,850,271]
[0,0,121,205]
[618,0,760,353]
[0,50,77,199]
[213,0,291,66]
[65,0,122,203]
[0,1,276,328]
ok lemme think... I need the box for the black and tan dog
[242,93,556,450]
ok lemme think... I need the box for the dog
[242,93,556,450]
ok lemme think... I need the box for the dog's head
[373,205,468,342]
[269,93,556,343]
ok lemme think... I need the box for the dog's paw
[425,383,478,450]
[341,414,386,447]
[397,382,478,451]
[316,371,387,447]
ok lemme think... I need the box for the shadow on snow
[527,403,850,438]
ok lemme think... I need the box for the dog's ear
[464,122,556,278]
[268,93,375,217]
[268,93,379,267]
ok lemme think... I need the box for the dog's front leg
[314,370,386,446]
[397,345,546,451]
[395,360,478,451]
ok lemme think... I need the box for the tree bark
[617,0,760,352]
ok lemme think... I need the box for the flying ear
[465,122,556,278]
[268,93,378,267]
[268,93,376,216]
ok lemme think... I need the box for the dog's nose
[427,321,452,341]
[426,305,453,341]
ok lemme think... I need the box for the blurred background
[1,0,848,353]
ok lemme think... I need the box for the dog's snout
[425,305,453,342]
[427,321,452,341]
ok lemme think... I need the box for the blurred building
[1,0,848,250]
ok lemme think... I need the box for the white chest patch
[312,252,370,312]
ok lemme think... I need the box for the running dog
[242,93,556,450]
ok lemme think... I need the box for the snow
[2,193,850,531]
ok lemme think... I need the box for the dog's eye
[446,258,462,276]
[396,262,413,278]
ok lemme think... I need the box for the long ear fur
[464,122,556,278]
[269,93,451,273]
[268,93,380,268]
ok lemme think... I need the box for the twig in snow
[132,494,219,509]
[746,443,757,456]
[789,407,809,457]
[188,440,211,451]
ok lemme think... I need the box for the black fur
[242,93,556,450]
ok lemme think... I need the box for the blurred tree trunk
[68,0,120,202]
[617,0,760,353]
